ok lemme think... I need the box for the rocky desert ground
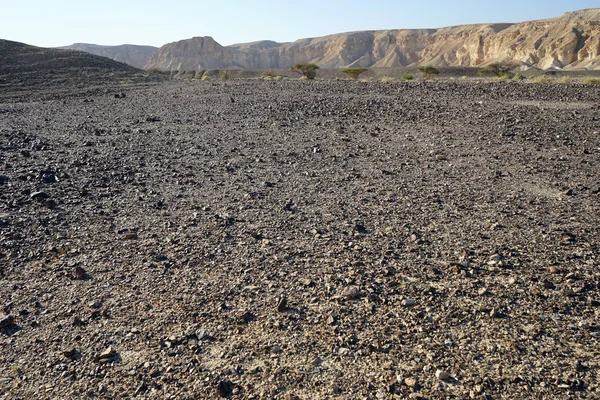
[1,77,600,399]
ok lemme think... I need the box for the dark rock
[0,315,15,329]
[277,297,288,312]
[217,380,233,397]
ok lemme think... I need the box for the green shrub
[218,69,228,81]
[147,68,168,75]
[401,73,414,81]
[533,75,553,84]
[581,77,600,85]
[341,68,369,80]
[290,63,319,80]
[381,76,394,83]
[418,66,439,79]
[558,76,571,84]
[513,73,526,81]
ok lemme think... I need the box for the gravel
[1,78,599,399]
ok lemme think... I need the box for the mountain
[144,8,600,71]
[59,43,158,69]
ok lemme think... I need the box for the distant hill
[144,8,600,71]
[58,43,158,69]
[0,39,161,98]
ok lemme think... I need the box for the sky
[1,1,598,48]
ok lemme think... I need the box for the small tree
[478,62,518,79]
[341,68,369,80]
[418,66,440,80]
[290,63,319,80]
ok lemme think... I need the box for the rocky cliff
[144,9,600,71]
[59,43,158,69]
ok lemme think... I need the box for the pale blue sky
[1,1,598,48]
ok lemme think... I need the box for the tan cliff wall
[144,9,600,71]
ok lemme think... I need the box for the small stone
[217,380,233,397]
[564,287,577,297]
[435,155,448,161]
[63,348,77,359]
[95,347,117,363]
[435,369,450,381]
[477,287,489,296]
[401,299,416,306]
[0,315,15,329]
[578,321,590,329]
[74,266,86,280]
[89,301,102,309]
[30,191,49,201]
[0,176,9,185]
[548,266,561,274]
[396,375,404,384]
[72,316,85,326]
[277,297,288,312]
[404,377,417,388]
[342,286,361,300]
[123,233,138,240]
[543,279,556,290]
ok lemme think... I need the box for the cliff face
[59,44,158,69]
[144,8,600,71]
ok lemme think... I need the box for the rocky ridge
[144,8,600,71]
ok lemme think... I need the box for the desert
[1,63,600,399]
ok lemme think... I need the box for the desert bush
[341,68,369,80]
[401,73,414,81]
[262,69,273,77]
[147,68,168,75]
[299,75,309,81]
[513,73,526,81]
[460,76,468,80]
[218,69,228,81]
[418,66,439,79]
[262,76,272,81]
[381,76,394,83]
[201,75,211,81]
[273,76,283,81]
[290,63,319,80]
[532,75,553,84]
[558,76,571,84]
[581,77,600,85]
[479,62,517,79]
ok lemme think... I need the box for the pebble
[435,369,450,381]
[0,176,9,184]
[74,266,86,280]
[89,301,102,309]
[277,297,288,312]
[95,347,117,363]
[30,191,49,201]
[402,299,416,306]
[404,377,417,388]
[342,286,361,300]
[578,321,590,329]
